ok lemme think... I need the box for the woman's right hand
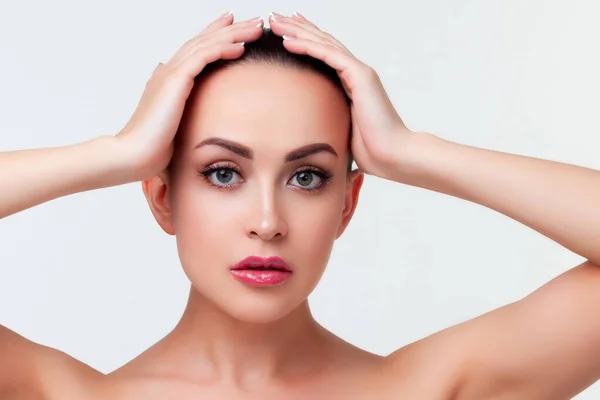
[115,12,264,181]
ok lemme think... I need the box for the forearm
[393,132,600,265]
[0,136,134,219]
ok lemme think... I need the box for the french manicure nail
[220,11,233,18]
[251,16,263,21]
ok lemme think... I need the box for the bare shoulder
[382,261,600,400]
[0,325,103,400]
[377,324,467,399]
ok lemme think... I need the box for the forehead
[179,63,350,152]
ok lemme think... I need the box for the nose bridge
[246,176,287,240]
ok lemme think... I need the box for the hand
[115,12,264,181]
[269,12,416,180]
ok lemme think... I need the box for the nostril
[248,230,283,240]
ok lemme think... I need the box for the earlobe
[142,174,176,235]
[336,170,364,239]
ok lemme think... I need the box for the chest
[92,372,456,400]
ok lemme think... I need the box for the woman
[1,10,600,399]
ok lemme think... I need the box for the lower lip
[230,269,292,286]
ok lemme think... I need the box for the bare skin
[2,11,600,400]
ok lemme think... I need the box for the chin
[221,289,304,324]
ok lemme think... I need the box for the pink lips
[230,256,292,286]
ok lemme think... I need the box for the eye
[201,166,243,187]
[290,170,324,190]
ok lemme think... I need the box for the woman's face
[144,63,363,323]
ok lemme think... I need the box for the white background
[1,0,599,397]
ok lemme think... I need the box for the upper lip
[231,256,292,272]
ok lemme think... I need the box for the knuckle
[209,43,224,53]
[223,31,236,43]
[181,40,195,51]
[362,65,378,79]
[183,36,196,46]
[152,63,163,75]
[225,21,251,32]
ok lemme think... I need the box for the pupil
[217,169,232,183]
[298,172,313,186]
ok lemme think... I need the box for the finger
[171,42,246,84]
[179,12,234,53]
[170,20,263,66]
[167,15,236,65]
[281,36,359,77]
[292,11,310,23]
[202,11,235,34]
[270,14,349,53]
[270,19,333,48]
[187,18,263,49]
[196,19,264,48]
[271,13,324,39]
[270,14,330,39]
[291,12,323,32]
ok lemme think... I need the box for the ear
[142,173,175,235]
[336,169,364,239]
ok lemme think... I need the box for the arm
[0,137,135,397]
[388,132,600,399]
[0,136,131,219]
[0,136,135,393]
[392,132,600,268]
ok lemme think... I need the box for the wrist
[82,135,140,186]
[385,131,444,185]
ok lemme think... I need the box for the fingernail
[220,11,233,18]
[250,16,263,22]
[269,12,278,21]
[272,12,285,19]
[293,11,305,19]
[282,35,295,40]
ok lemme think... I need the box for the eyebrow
[194,138,338,162]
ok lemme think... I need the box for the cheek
[170,182,245,264]
[284,188,345,263]
[289,197,341,237]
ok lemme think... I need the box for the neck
[152,287,330,389]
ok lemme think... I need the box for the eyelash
[198,162,333,192]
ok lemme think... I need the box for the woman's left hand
[269,12,417,180]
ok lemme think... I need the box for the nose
[245,186,288,241]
